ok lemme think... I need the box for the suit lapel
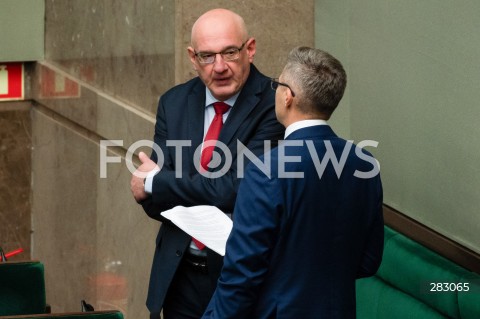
[218,65,262,145]
[185,65,263,166]
[187,83,206,167]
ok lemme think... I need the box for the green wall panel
[315,0,480,253]
[0,0,44,62]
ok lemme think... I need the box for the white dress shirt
[284,119,328,139]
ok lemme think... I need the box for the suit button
[176,250,182,257]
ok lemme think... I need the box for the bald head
[191,9,248,47]
[187,8,255,101]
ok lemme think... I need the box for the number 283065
[430,282,469,292]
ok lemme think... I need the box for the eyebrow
[196,43,243,53]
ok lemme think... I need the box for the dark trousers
[160,255,216,319]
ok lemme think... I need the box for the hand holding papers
[160,205,233,256]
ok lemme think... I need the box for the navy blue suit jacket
[203,125,384,319]
[140,64,285,313]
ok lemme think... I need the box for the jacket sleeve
[356,175,384,278]
[202,163,281,319]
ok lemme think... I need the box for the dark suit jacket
[203,125,384,319]
[140,64,285,313]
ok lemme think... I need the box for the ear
[187,47,198,69]
[246,38,256,63]
[285,87,294,109]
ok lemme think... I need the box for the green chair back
[0,261,47,316]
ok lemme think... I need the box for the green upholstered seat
[0,261,47,316]
[0,310,124,319]
[357,226,480,318]
[357,276,446,318]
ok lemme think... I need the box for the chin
[211,85,238,100]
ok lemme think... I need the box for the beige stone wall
[0,102,32,261]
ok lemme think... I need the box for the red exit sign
[0,63,24,101]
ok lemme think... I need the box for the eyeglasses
[271,78,296,97]
[194,40,248,64]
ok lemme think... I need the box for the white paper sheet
[160,205,233,256]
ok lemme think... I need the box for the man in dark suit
[202,47,384,319]
[130,8,284,319]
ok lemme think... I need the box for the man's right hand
[130,152,159,203]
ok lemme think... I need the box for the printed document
[161,205,233,256]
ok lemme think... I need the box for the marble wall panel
[44,0,313,117]
[96,147,158,317]
[44,0,176,116]
[31,108,98,311]
[33,63,98,133]
[32,62,155,151]
[31,106,156,317]
[0,102,32,261]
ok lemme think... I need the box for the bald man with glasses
[130,8,284,319]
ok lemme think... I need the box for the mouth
[213,77,231,86]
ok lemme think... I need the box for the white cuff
[144,168,160,194]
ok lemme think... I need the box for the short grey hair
[283,47,347,119]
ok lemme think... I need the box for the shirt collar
[205,88,239,108]
[284,119,328,138]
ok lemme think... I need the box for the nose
[212,53,228,72]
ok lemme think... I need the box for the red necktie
[200,102,230,171]
[193,101,230,250]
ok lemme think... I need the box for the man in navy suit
[130,8,284,319]
[203,47,384,319]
